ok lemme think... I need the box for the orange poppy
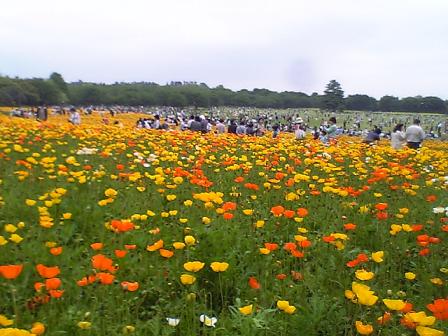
[419,248,430,256]
[400,316,417,330]
[377,312,392,325]
[45,277,62,290]
[49,290,64,298]
[271,205,285,216]
[0,264,23,279]
[147,239,164,251]
[429,237,440,244]
[290,250,304,258]
[375,203,388,211]
[77,277,90,287]
[234,176,244,183]
[90,242,104,250]
[248,276,261,289]
[401,302,413,313]
[50,247,63,256]
[412,224,424,231]
[264,243,279,251]
[275,172,285,180]
[283,210,295,218]
[96,272,115,285]
[298,240,312,248]
[222,202,237,211]
[376,211,388,220]
[159,249,174,258]
[91,254,115,272]
[296,208,309,217]
[36,264,60,278]
[125,244,137,250]
[121,281,139,291]
[322,236,335,243]
[283,242,297,251]
[111,220,135,233]
[344,223,357,230]
[34,282,44,292]
[114,249,128,258]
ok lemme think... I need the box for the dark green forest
[1,73,447,113]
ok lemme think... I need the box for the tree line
[0,73,447,113]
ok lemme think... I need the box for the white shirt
[405,125,425,143]
[295,129,306,140]
[391,131,405,149]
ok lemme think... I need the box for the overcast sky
[1,0,447,98]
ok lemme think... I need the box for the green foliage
[0,74,447,114]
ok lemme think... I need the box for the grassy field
[0,113,447,335]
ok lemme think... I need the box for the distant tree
[379,95,400,112]
[345,94,378,111]
[50,72,68,94]
[399,97,420,112]
[322,80,344,111]
[420,96,446,113]
[30,79,65,105]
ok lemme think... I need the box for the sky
[1,0,448,98]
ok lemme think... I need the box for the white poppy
[199,314,217,327]
[433,207,445,214]
[166,318,180,326]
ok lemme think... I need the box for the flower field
[0,113,447,336]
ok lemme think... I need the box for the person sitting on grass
[363,126,381,145]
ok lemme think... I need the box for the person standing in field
[391,123,406,150]
[405,119,425,149]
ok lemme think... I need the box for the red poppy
[426,195,437,202]
[427,298,448,320]
[223,212,234,220]
[276,273,287,280]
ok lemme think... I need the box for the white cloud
[1,0,448,98]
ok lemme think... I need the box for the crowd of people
[7,105,447,149]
